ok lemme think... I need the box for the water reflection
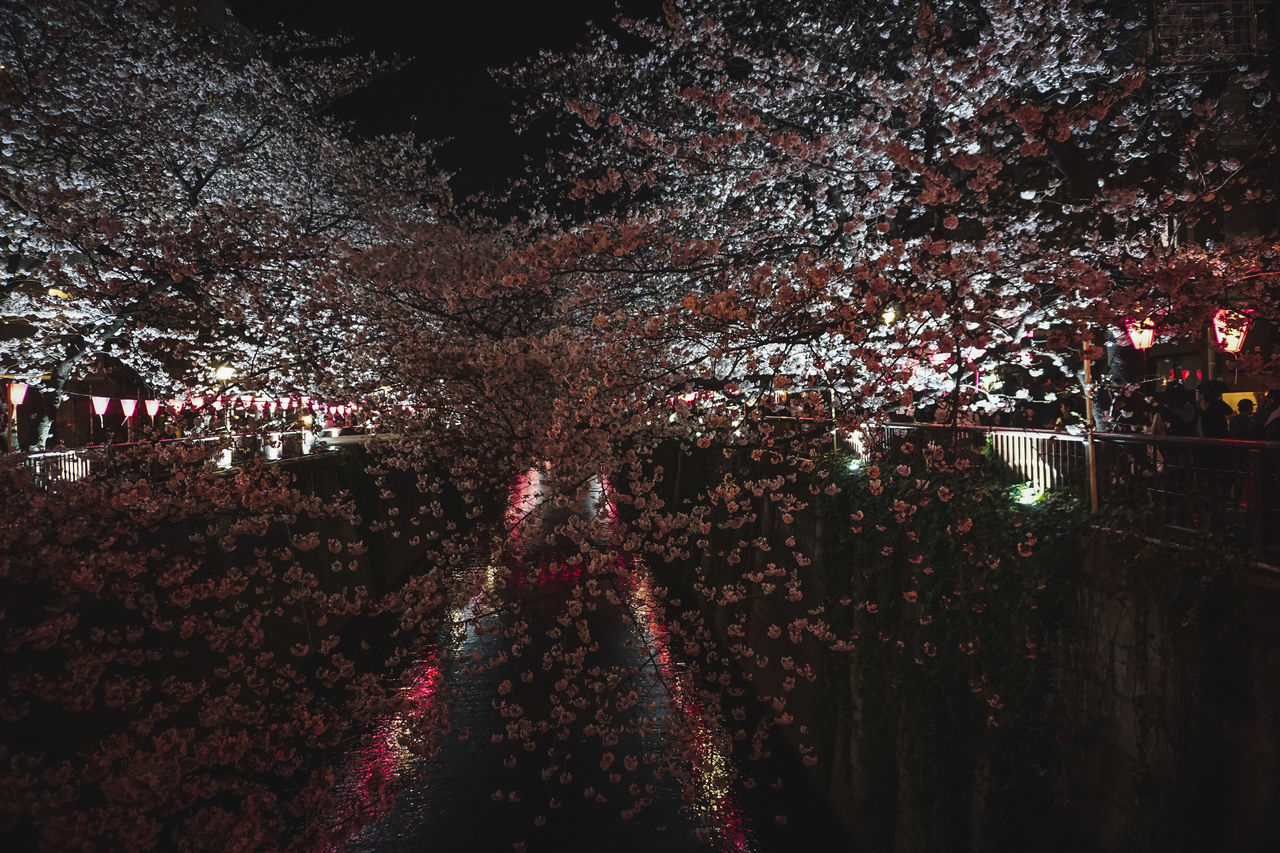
[338,468,760,852]
[629,568,752,851]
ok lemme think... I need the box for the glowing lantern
[190,396,204,410]
[120,399,137,419]
[1212,308,1251,354]
[7,382,27,407]
[145,400,161,419]
[90,395,110,432]
[1125,316,1156,350]
[169,398,184,414]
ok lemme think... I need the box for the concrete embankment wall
[643,443,1280,853]
[1052,533,1280,853]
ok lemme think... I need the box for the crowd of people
[1112,381,1280,440]
[906,380,1280,441]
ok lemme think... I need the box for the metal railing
[875,423,1280,559]
[1153,0,1273,66]
[17,430,318,487]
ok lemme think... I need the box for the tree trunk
[33,366,73,451]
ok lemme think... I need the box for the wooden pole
[1082,338,1100,513]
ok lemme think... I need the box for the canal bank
[639,438,1280,853]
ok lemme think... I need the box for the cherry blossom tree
[1,0,444,447]
[323,0,1280,844]
[506,0,1279,421]
[4,1,1278,850]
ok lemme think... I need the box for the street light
[211,361,235,434]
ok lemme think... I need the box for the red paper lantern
[1212,308,1251,354]
[1125,316,1156,350]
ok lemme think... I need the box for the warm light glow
[46,287,71,299]
[212,363,235,382]
[881,305,898,325]
[1212,308,1251,354]
[1125,316,1156,350]
[7,382,27,407]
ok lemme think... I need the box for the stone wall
[1053,532,1280,853]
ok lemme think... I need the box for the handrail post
[1082,341,1100,512]
[1248,447,1266,554]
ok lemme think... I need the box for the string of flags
[6,382,394,423]
[86,394,364,419]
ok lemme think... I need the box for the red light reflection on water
[350,653,444,822]
[629,562,754,852]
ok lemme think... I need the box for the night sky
[229,1,660,199]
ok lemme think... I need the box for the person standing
[1252,390,1280,440]
[1195,382,1232,439]
[1228,398,1255,439]
[1150,384,1197,436]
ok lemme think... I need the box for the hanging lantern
[120,399,137,419]
[279,397,292,410]
[169,398,184,414]
[211,397,224,411]
[1212,308,1251,354]
[1125,316,1156,350]
[7,382,28,407]
[190,395,204,410]
[145,400,161,419]
[90,396,111,416]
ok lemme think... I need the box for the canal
[334,467,847,851]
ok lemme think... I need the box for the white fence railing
[877,422,1280,559]
[17,430,316,486]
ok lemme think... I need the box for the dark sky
[228,1,659,199]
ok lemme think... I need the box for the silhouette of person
[1228,398,1254,440]
[1195,381,1232,439]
